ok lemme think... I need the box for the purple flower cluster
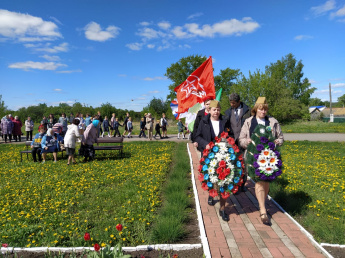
[260,137,269,144]
[268,142,275,150]
[256,144,265,152]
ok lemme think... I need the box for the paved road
[283,133,345,142]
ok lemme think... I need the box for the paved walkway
[189,143,329,258]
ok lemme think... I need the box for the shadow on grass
[270,178,312,216]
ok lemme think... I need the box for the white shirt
[257,118,266,126]
[211,120,220,136]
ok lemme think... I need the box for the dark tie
[235,109,239,122]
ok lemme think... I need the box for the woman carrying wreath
[194,100,232,221]
[239,97,284,224]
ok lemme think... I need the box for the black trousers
[4,134,12,142]
[32,147,42,162]
[13,135,22,142]
[113,128,121,137]
[26,131,33,141]
[139,129,146,137]
[155,131,162,138]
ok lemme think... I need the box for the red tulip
[94,243,100,251]
[116,224,123,231]
[2,243,8,248]
[84,232,90,241]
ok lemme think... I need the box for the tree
[165,55,207,101]
[309,98,324,106]
[338,94,345,108]
[231,53,313,122]
[144,97,169,118]
[0,95,7,118]
[265,53,315,106]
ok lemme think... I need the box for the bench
[20,141,65,162]
[93,137,124,158]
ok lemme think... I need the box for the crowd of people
[192,93,284,224]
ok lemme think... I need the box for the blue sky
[1,0,345,111]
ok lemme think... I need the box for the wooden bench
[20,141,65,162]
[93,137,124,157]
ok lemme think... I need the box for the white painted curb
[187,143,211,258]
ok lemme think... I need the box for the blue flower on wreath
[228,148,234,154]
[236,161,242,168]
[220,187,224,193]
[266,126,272,132]
[202,165,208,172]
[238,170,242,176]
[205,158,210,164]
[234,177,240,184]
[204,174,209,180]
[207,182,213,188]
[212,146,219,153]
[228,184,234,190]
[208,152,215,159]
[230,154,236,160]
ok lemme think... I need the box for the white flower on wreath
[218,180,226,187]
[219,145,228,154]
[208,167,215,175]
[215,152,223,161]
[210,175,218,183]
[209,159,218,168]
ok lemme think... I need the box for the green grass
[281,120,345,133]
[270,141,345,244]
[150,142,192,243]
[0,141,185,247]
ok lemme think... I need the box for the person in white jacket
[64,119,81,165]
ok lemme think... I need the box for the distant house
[309,106,326,120]
[320,107,345,122]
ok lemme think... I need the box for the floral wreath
[198,131,244,199]
[246,125,283,181]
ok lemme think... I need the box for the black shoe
[208,196,214,206]
[241,175,247,192]
[220,210,229,222]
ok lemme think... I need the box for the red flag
[174,56,215,114]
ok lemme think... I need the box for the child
[47,118,54,129]
[102,116,111,137]
[154,119,162,139]
[138,117,146,138]
[127,117,133,138]
[113,118,121,137]
[177,118,185,139]
[31,126,46,162]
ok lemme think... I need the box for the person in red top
[12,116,23,142]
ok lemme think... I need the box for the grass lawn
[281,120,345,133]
[270,141,345,244]
[0,141,193,248]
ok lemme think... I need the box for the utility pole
[329,83,334,122]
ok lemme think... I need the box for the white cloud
[137,27,161,39]
[333,90,342,94]
[139,21,151,26]
[8,61,67,71]
[50,16,62,25]
[56,69,82,74]
[294,35,313,40]
[40,54,60,61]
[126,42,143,50]
[35,99,47,102]
[129,17,259,51]
[84,22,120,42]
[34,42,69,53]
[309,79,317,84]
[148,90,159,94]
[178,44,191,49]
[331,4,345,18]
[142,76,167,81]
[187,12,203,20]
[0,9,61,41]
[53,88,62,91]
[310,0,336,16]
[158,21,171,30]
[333,83,345,88]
